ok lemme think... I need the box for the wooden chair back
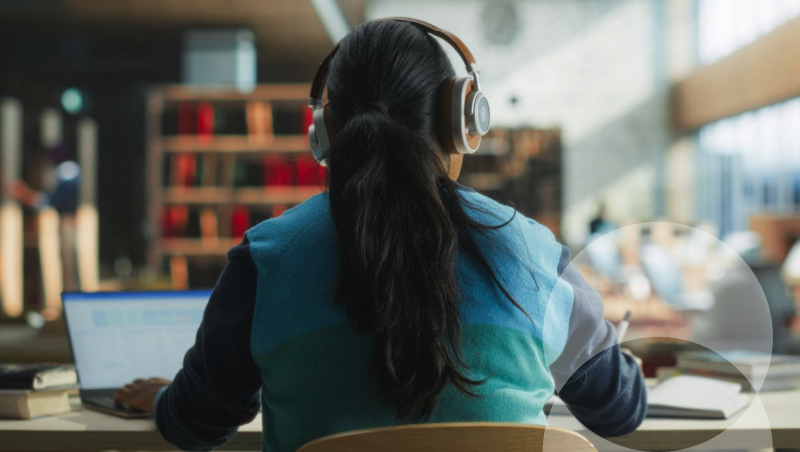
[297,422,598,452]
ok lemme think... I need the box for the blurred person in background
[589,201,616,235]
[8,143,81,291]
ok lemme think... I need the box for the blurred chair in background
[695,232,798,354]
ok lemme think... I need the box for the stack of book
[160,98,323,241]
[0,363,78,419]
[149,85,322,288]
[669,350,800,392]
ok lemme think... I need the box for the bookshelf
[159,135,308,153]
[146,85,562,288]
[460,127,563,238]
[145,84,322,288]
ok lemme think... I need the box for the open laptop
[62,290,211,418]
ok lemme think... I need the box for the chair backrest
[296,423,598,452]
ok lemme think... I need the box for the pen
[617,310,632,344]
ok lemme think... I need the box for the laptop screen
[62,291,212,390]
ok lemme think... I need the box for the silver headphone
[308,17,491,166]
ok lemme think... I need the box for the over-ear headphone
[308,17,491,167]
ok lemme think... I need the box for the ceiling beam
[672,15,800,133]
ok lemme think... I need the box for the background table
[1,389,799,451]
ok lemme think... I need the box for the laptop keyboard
[83,390,139,412]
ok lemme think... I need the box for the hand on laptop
[113,378,171,415]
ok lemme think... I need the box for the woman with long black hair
[116,19,646,452]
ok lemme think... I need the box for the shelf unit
[159,135,309,153]
[145,84,319,288]
[460,127,563,238]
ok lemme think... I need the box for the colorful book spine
[231,206,251,239]
[174,102,198,186]
[296,156,326,185]
[246,101,274,141]
[162,206,189,238]
[177,102,197,135]
[263,156,294,186]
[196,102,215,139]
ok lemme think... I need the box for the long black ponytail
[325,20,520,419]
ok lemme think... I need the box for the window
[698,0,800,65]
[696,98,800,235]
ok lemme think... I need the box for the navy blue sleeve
[154,239,262,451]
[550,245,647,438]
[557,345,647,437]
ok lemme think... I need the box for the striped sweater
[154,186,646,452]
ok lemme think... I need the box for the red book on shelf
[197,102,215,139]
[162,206,189,238]
[302,107,313,134]
[178,102,197,135]
[176,102,198,187]
[295,156,326,185]
[262,156,294,186]
[231,206,251,239]
[174,153,197,187]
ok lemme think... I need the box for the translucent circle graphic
[541,222,777,452]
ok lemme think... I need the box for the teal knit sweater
[154,187,647,452]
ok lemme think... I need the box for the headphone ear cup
[466,90,490,136]
[439,77,482,155]
[310,105,333,166]
[308,123,322,162]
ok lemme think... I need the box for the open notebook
[547,375,750,420]
[647,375,749,419]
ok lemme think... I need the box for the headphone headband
[309,17,481,106]
[308,17,490,163]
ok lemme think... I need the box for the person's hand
[113,378,171,415]
[620,347,644,375]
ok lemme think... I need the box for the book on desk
[646,375,749,419]
[0,363,77,419]
[548,375,750,420]
[668,350,800,392]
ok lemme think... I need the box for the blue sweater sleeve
[154,239,261,451]
[550,245,647,438]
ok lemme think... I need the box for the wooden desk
[551,388,800,451]
[1,390,799,452]
[0,397,262,451]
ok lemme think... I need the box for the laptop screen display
[62,291,211,390]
